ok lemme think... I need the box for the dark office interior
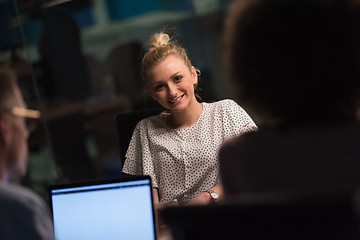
[3,0,360,239]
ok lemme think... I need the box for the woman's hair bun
[148,32,170,52]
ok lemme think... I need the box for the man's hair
[0,67,18,111]
[225,0,360,126]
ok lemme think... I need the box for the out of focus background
[0,0,235,201]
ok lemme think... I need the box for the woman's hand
[186,191,212,205]
[186,185,224,206]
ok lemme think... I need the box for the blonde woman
[122,32,257,205]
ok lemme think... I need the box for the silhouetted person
[220,0,360,197]
[0,66,54,239]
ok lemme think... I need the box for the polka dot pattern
[122,99,257,205]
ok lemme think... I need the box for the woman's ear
[191,66,198,85]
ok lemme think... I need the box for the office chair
[115,107,165,168]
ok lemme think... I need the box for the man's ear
[0,114,11,147]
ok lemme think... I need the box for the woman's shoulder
[134,112,168,132]
[204,99,244,114]
[205,99,238,107]
[218,99,238,105]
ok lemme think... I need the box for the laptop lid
[49,176,156,240]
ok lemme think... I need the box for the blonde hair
[142,32,193,81]
[141,32,201,100]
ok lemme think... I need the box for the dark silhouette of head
[225,0,360,127]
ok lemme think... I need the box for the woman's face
[148,55,198,112]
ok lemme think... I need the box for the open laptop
[49,176,156,240]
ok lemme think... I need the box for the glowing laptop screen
[50,177,156,240]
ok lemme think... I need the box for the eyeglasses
[12,107,41,133]
[11,106,41,119]
[1,107,41,133]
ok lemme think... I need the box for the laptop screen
[49,176,156,240]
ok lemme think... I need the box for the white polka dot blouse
[122,99,257,205]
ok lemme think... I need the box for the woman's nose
[167,83,177,98]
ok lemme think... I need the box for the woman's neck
[168,100,203,129]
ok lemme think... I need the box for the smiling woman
[122,31,258,206]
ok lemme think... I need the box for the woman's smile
[169,94,185,104]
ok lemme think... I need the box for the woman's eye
[174,76,183,82]
[155,85,164,91]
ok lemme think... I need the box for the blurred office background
[0,0,234,201]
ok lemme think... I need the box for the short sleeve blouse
[122,99,257,205]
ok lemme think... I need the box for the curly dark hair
[225,0,360,126]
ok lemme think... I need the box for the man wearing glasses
[0,67,54,239]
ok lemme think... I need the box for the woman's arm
[152,187,160,204]
[186,184,224,205]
